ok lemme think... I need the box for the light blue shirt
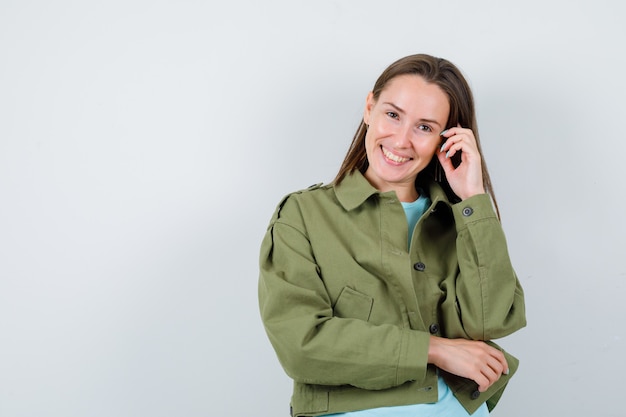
[401,191,430,246]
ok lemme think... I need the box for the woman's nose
[394,125,412,147]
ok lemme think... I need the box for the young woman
[259,54,526,417]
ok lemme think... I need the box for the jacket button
[471,390,480,400]
[462,207,474,217]
[413,262,426,271]
[429,323,439,334]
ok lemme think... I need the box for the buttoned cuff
[396,329,431,384]
[451,194,497,229]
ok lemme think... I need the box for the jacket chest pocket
[333,286,374,322]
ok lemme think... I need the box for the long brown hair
[333,54,500,218]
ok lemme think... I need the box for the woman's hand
[428,336,509,392]
[437,126,485,200]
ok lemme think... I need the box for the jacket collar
[334,171,379,211]
[334,170,453,211]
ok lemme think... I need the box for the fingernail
[440,143,446,152]
[504,369,510,375]
[440,129,448,136]
[445,151,450,158]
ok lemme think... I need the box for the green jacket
[258,171,526,416]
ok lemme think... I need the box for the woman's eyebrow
[382,102,442,127]
[383,102,406,114]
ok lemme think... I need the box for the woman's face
[363,74,449,199]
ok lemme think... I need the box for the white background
[1,1,625,416]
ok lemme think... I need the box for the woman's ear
[363,92,375,125]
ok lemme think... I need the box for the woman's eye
[386,111,399,119]
[418,124,432,132]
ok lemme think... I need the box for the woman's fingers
[478,355,505,391]
[437,126,485,200]
[428,336,509,392]
[439,126,477,158]
[479,345,510,391]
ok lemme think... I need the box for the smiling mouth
[382,146,411,163]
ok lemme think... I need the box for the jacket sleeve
[258,195,431,390]
[451,194,526,340]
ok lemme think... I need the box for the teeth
[382,147,409,163]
